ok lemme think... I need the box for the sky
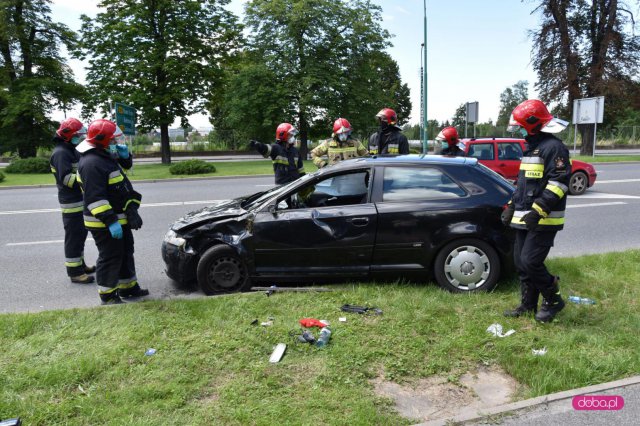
[49,0,541,129]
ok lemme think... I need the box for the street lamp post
[420,43,424,147]
[422,0,428,153]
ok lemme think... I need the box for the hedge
[169,159,216,175]
[5,157,50,174]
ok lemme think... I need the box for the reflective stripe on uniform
[117,276,138,289]
[512,210,565,226]
[98,286,118,295]
[88,200,112,215]
[298,167,305,173]
[328,147,358,154]
[60,201,84,214]
[124,199,141,211]
[50,166,57,173]
[546,180,568,198]
[369,148,378,155]
[519,161,545,178]
[84,213,128,228]
[62,172,77,188]
[108,170,124,184]
[273,155,289,166]
[387,144,399,154]
[65,256,83,267]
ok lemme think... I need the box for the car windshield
[240,172,317,210]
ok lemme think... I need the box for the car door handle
[348,217,369,226]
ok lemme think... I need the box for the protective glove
[522,210,542,231]
[249,140,259,149]
[126,207,143,230]
[249,140,267,156]
[501,203,515,226]
[108,221,123,239]
[116,144,130,159]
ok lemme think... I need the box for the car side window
[279,170,370,210]
[467,143,494,160]
[382,167,466,202]
[498,142,522,160]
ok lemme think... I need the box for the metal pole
[422,0,428,153]
[420,44,424,148]
[573,123,578,155]
[593,100,598,157]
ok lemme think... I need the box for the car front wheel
[434,239,500,293]
[197,245,250,295]
[569,171,588,195]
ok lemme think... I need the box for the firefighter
[49,118,95,284]
[368,108,409,155]
[249,123,305,184]
[76,119,148,305]
[501,99,571,323]
[311,118,368,168]
[436,126,464,156]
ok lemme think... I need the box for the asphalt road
[1,163,639,314]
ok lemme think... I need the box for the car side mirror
[267,203,277,215]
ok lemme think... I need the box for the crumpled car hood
[171,199,246,231]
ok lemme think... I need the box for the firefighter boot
[100,289,124,305]
[504,282,539,317]
[118,283,150,299]
[84,264,96,274]
[70,274,95,284]
[535,277,565,323]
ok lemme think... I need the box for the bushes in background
[0,170,5,182]
[169,159,216,175]
[5,157,50,174]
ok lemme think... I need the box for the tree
[244,0,403,157]
[0,0,84,157]
[451,104,466,128]
[496,80,529,128]
[78,0,241,164]
[529,0,640,154]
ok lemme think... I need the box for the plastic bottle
[568,296,596,305]
[316,327,332,348]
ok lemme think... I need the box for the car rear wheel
[569,171,588,195]
[434,239,500,293]
[197,245,250,295]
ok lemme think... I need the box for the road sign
[572,97,604,124]
[114,102,136,135]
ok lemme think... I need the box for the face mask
[107,144,118,154]
[337,133,348,142]
[71,136,81,145]
[287,135,296,146]
[380,121,390,132]
[518,128,529,138]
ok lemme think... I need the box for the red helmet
[85,119,117,149]
[275,122,298,143]
[375,108,398,125]
[56,118,85,142]
[332,118,352,135]
[435,126,459,145]
[508,99,568,135]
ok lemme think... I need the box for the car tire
[433,239,500,293]
[569,171,588,195]
[197,245,250,295]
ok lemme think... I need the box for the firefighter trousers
[513,229,558,301]
[90,226,137,295]
[62,212,89,277]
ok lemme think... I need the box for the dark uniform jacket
[50,137,84,214]
[510,133,571,232]
[368,128,409,155]
[441,145,465,156]
[77,148,141,230]
[254,141,305,185]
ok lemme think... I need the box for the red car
[459,138,597,195]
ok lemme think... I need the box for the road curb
[0,174,273,191]
[416,375,640,425]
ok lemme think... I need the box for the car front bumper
[161,240,198,285]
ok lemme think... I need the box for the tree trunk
[579,124,595,156]
[160,122,171,164]
[298,108,308,159]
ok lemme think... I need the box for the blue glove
[116,144,129,159]
[108,221,123,239]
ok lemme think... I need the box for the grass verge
[0,160,317,187]
[572,154,640,162]
[1,250,639,424]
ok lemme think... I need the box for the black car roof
[329,154,478,169]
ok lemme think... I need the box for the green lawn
[572,154,640,162]
[0,160,318,187]
[1,250,639,425]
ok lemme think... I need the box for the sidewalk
[418,375,640,426]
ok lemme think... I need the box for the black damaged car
[162,155,515,295]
